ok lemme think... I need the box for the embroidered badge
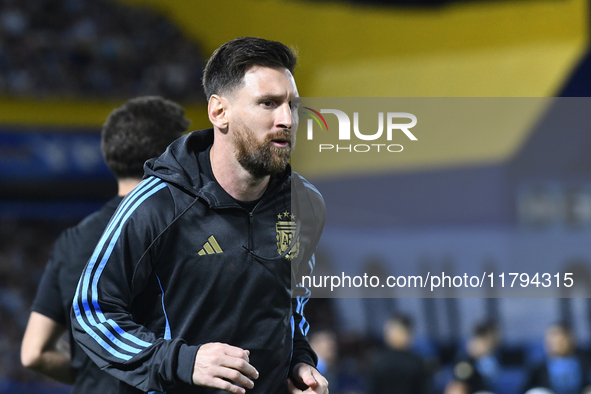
[276,211,300,260]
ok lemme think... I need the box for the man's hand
[287,362,329,394]
[192,342,259,394]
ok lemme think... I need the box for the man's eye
[262,100,274,107]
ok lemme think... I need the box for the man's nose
[276,103,292,129]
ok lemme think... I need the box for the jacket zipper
[248,211,254,251]
[246,197,266,252]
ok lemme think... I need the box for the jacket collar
[144,128,291,209]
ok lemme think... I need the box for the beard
[232,120,295,178]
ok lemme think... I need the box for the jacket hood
[144,129,214,197]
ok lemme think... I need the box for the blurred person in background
[20,96,190,393]
[451,320,501,393]
[443,379,471,394]
[524,322,591,394]
[367,313,431,394]
[310,330,341,393]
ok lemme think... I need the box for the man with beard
[72,37,328,394]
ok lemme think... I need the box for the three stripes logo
[198,235,223,256]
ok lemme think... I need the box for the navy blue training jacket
[71,129,325,393]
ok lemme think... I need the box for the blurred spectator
[524,322,591,394]
[444,379,472,394]
[0,219,74,384]
[0,0,205,101]
[452,320,501,392]
[310,330,341,393]
[367,313,431,394]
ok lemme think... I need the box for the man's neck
[117,178,142,197]
[209,142,270,201]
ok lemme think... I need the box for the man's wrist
[178,344,201,385]
[290,352,317,376]
[289,361,316,380]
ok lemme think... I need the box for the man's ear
[208,94,228,130]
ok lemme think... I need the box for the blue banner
[0,129,112,180]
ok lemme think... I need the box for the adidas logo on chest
[197,235,223,256]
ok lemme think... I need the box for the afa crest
[276,211,300,260]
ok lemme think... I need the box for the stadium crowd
[0,0,205,101]
[0,219,74,392]
[304,299,591,394]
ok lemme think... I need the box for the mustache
[265,129,293,144]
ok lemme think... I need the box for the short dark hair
[388,313,414,332]
[202,36,297,100]
[101,96,190,179]
[473,320,498,338]
[551,321,573,336]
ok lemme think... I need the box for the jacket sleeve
[290,175,326,373]
[71,178,198,392]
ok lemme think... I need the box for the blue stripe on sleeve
[155,274,172,340]
[74,177,166,359]
[84,177,158,277]
[73,280,133,360]
[80,177,159,318]
[73,298,133,361]
[297,296,311,336]
[88,182,166,345]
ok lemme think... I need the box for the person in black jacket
[368,313,431,394]
[21,96,190,393]
[524,322,591,394]
[449,320,501,393]
[71,37,328,394]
